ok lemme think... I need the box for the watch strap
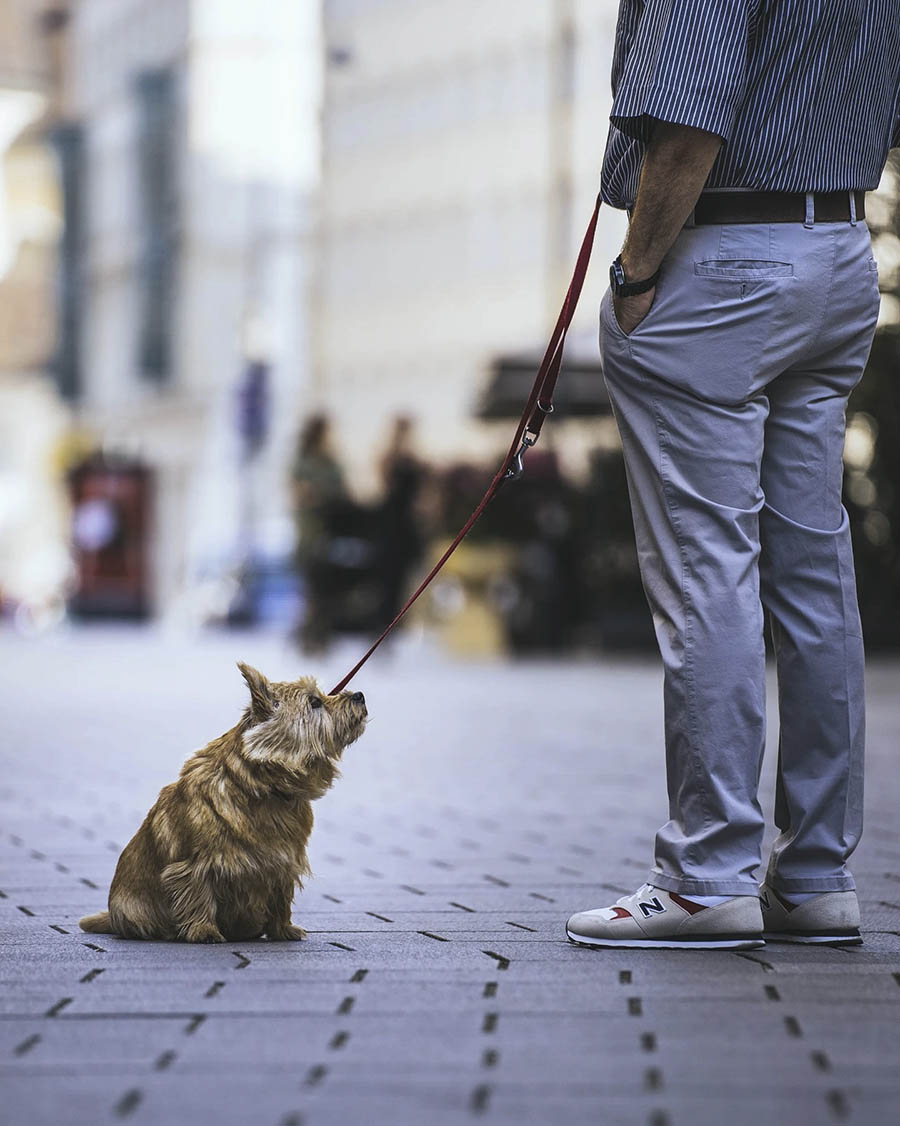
[610,255,660,297]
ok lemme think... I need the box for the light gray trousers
[600,211,880,896]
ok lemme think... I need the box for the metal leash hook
[504,402,554,482]
[504,431,537,481]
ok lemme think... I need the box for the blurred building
[56,0,321,616]
[315,0,628,491]
[0,1,72,626]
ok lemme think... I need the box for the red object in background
[67,457,153,619]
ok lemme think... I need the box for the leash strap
[329,193,602,695]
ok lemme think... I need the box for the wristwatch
[610,254,660,297]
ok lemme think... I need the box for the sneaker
[566,884,764,950]
[759,884,862,945]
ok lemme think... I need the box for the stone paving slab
[2,629,900,1125]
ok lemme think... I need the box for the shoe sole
[566,929,765,950]
[763,929,862,946]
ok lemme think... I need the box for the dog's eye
[309,696,323,710]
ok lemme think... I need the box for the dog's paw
[267,924,307,942]
[184,924,226,944]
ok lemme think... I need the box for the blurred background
[1,0,899,658]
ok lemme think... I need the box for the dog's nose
[351,691,365,706]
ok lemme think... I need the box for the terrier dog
[79,664,367,942]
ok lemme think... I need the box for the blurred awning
[477,331,611,420]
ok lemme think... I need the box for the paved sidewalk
[2,627,899,1126]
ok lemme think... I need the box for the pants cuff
[765,871,856,894]
[649,871,760,897]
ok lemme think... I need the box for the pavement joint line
[349,969,368,983]
[79,968,105,984]
[399,885,426,896]
[450,902,476,912]
[764,984,781,1001]
[322,894,342,904]
[619,970,633,984]
[365,912,393,922]
[640,1032,657,1053]
[232,951,250,969]
[481,1048,499,1070]
[505,921,537,932]
[81,942,106,953]
[810,1050,832,1073]
[337,996,355,1015]
[329,941,354,951]
[49,924,69,934]
[483,982,498,998]
[648,1110,670,1126]
[13,1034,41,1057]
[483,875,510,887]
[303,1064,328,1088]
[825,1089,851,1121]
[468,1083,491,1116]
[45,997,73,1018]
[529,892,555,903]
[628,997,643,1016]
[112,1088,143,1119]
[733,951,775,972]
[481,1012,498,1033]
[418,931,450,942]
[154,1051,176,1071]
[16,905,35,917]
[783,1015,803,1038]
[482,951,511,971]
[204,981,225,998]
[328,1030,350,1051]
[644,1066,663,1092]
[184,1014,206,1035]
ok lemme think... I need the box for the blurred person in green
[291,414,347,652]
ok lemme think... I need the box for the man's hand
[613,287,656,335]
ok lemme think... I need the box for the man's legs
[599,268,772,896]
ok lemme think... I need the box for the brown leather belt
[692,190,866,225]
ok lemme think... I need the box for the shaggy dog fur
[79,664,367,942]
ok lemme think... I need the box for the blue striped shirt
[601,0,900,210]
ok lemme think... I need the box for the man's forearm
[620,122,724,281]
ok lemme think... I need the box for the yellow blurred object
[423,539,513,659]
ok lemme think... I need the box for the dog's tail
[79,911,113,934]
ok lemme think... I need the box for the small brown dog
[79,664,367,942]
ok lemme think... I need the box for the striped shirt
[601,0,900,210]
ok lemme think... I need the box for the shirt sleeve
[610,0,749,143]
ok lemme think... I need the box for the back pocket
[694,259,793,279]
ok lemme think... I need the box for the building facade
[59,0,320,615]
[316,0,627,492]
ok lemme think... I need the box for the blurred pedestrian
[374,416,425,633]
[291,414,347,652]
[567,1,900,951]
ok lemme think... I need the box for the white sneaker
[759,884,862,945]
[566,884,765,950]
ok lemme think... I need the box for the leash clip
[504,431,538,482]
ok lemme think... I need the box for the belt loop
[849,190,858,226]
[804,192,815,229]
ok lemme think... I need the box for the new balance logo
[638,897,666,918]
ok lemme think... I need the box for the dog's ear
[237,662,276,720]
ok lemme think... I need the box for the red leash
[329,194,602,695]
